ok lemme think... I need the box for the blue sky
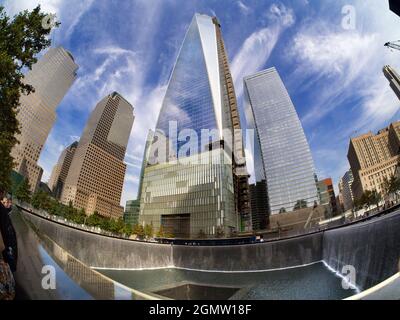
[2,0,400,206]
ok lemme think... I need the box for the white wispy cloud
[125,162,142,170]
[237,1,250,14]
[124,174,139,184]
[126,153,143,162]
[63,0,94,40]
[231,2,295,99]
[289,1,400,131]
[290,28,378,125]
[287,0,400,188]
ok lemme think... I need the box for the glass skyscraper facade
[124,200,140,226]
[244,67,319,217]
[139,14,250,238]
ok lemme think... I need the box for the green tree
[279,207,286,214]
[86,211,103,227]
[382,175,400,200]
[0,5,58,192]
[358,189,381,211]
[133,224,145,239]
[122,223,132,237]
[144,223,154,239]
[197,229,206,239]
[31,189,50,210]
[107,218,125,234]
[14,178,31,202]
[293,199,308,211]
[156,225,165,238]
[160,230,174,239]
[117,219,126,233]
[370,189,382,209]
[216,226,225,238]
[358,191,370,210]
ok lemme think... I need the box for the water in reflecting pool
[96,262,357,300]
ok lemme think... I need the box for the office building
[244,67,319,217]
[11,47,78,191]
[48,141,78,199]
[61,92,134,219]
[339,170,355,212]
[137,130,154,203]
[249,181,268,230]
[348,121,400,200]
[317,178,337,216]
[139,14,250,238]
[124,200,140,226]
[383,65,400,101]
[389,0,400,18]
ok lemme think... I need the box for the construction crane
[385,40,400,52]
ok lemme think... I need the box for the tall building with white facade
[11,47,78,191]
[244,67,319,218]
[139,14,250,238]
[61,92,134,219]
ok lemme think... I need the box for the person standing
[0,191,18,272]
[0,190,16,300]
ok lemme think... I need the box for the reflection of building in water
[139,14,250,238]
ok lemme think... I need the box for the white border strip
[345,272,400,300]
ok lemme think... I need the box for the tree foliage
[144,223,154,239]
[0,5,58,191]
[14,178,31,202]
[31,189,50,210]
[382,175,400,198]
[156,225,166,238]
[216,226,225,238]
[133,224,145,239]
[355,189,382,210]
[293,199,308,211]
[197,229,206,239]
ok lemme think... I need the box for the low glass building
[124,200,140,226]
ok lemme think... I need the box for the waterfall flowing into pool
[12,206,400,299]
